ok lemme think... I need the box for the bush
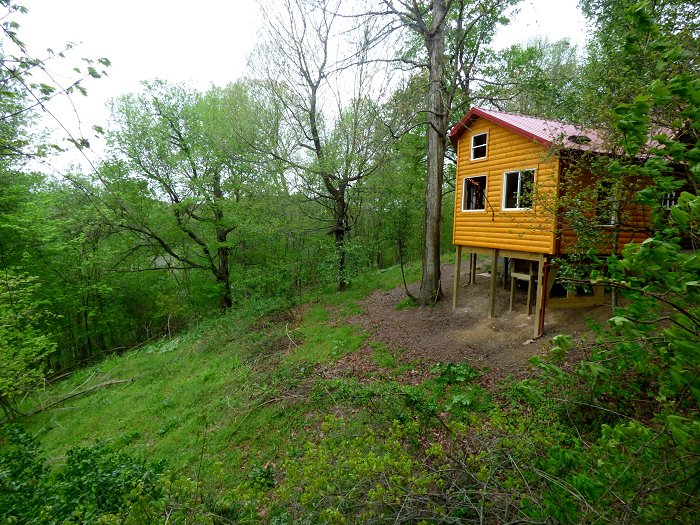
[0,426,164,524]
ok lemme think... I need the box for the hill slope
[4,260,698,524]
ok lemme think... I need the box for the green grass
[10,258,498,523]
[22,318,261,477]
[14,260,424,494]
[285,322,367,366]
[371,342,398,369]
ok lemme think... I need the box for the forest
[1,0,698,523]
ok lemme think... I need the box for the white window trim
[502,169,536,211]
[470,132,488,161]
[461,175,488,212]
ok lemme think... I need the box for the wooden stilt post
[466,251,471,284]
[526,261,534,315]
[465,251,471,284]
[534,254,546,338]
[489,249,499,318]
[452,245,462,309]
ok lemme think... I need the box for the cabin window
[661,190,679,209]
[462,175,487,211]
[471,132,488,160]
[503,169,535,210]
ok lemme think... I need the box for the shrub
[0,426,164,524]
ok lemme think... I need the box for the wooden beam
[470,253,477,284]
[489,249,499,318]
[527,261,534,315]
[548,284,606,308]
[466,252,471,284]
[462,246,493,256]
[450,245,548,262]
[491,249,544,261]
[534,254,546,338]
[509,262,536,314]
[452,245,462,309]
[546,263,559,296]
[548,296,606,308]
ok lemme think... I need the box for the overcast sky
[16,0,588,170]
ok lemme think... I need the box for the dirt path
[329,261,612,383]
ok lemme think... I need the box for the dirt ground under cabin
[323,259,613,384]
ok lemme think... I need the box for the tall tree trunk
[213,173,233,309]
[82,294,93,359]
[335,194,348,292]
[216,243,232,309]
[420,0,447,306]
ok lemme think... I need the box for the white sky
[14,0,588,171]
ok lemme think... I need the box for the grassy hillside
[11,263,426,516]
[3,258,699,524]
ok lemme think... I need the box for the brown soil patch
[328,261,612,383]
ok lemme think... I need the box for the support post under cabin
[452,245,462,309]
[534,254,546,338]
[489,249,499,318]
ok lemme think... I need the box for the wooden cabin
[449,107,654,337]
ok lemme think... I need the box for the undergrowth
[2,221,698,525]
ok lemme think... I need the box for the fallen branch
[285,323,299,349]
[28,379,131,415]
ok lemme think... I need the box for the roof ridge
[474,106,580,129]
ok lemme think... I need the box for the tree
[578,0,699,127]
[0,0,111,386]
[105,81,263,309]
[370,0,518,305]
[253,0,393,291]
[480,37,585,122]
[0,271,55,421]
[550,0,699,307]
[1,0,110,159]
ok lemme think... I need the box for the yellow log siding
[452,118,558,255]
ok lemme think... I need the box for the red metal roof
[449,107,607,152]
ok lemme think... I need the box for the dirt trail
[330,261,612,382]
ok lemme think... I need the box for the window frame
[461,175,488,212]
[661,190,679,209]
[470,132,488,161]
[502,169,536,211]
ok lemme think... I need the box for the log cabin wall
[452,117,559,255]
[557,158,651,255]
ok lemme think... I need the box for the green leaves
[430,362,479,385]
[0,427,165,524]
[0,271,56,420]
[523,5,700,522]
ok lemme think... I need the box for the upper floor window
[503,169,535,210]
[471,132,488,160]
[462,175,487,211]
